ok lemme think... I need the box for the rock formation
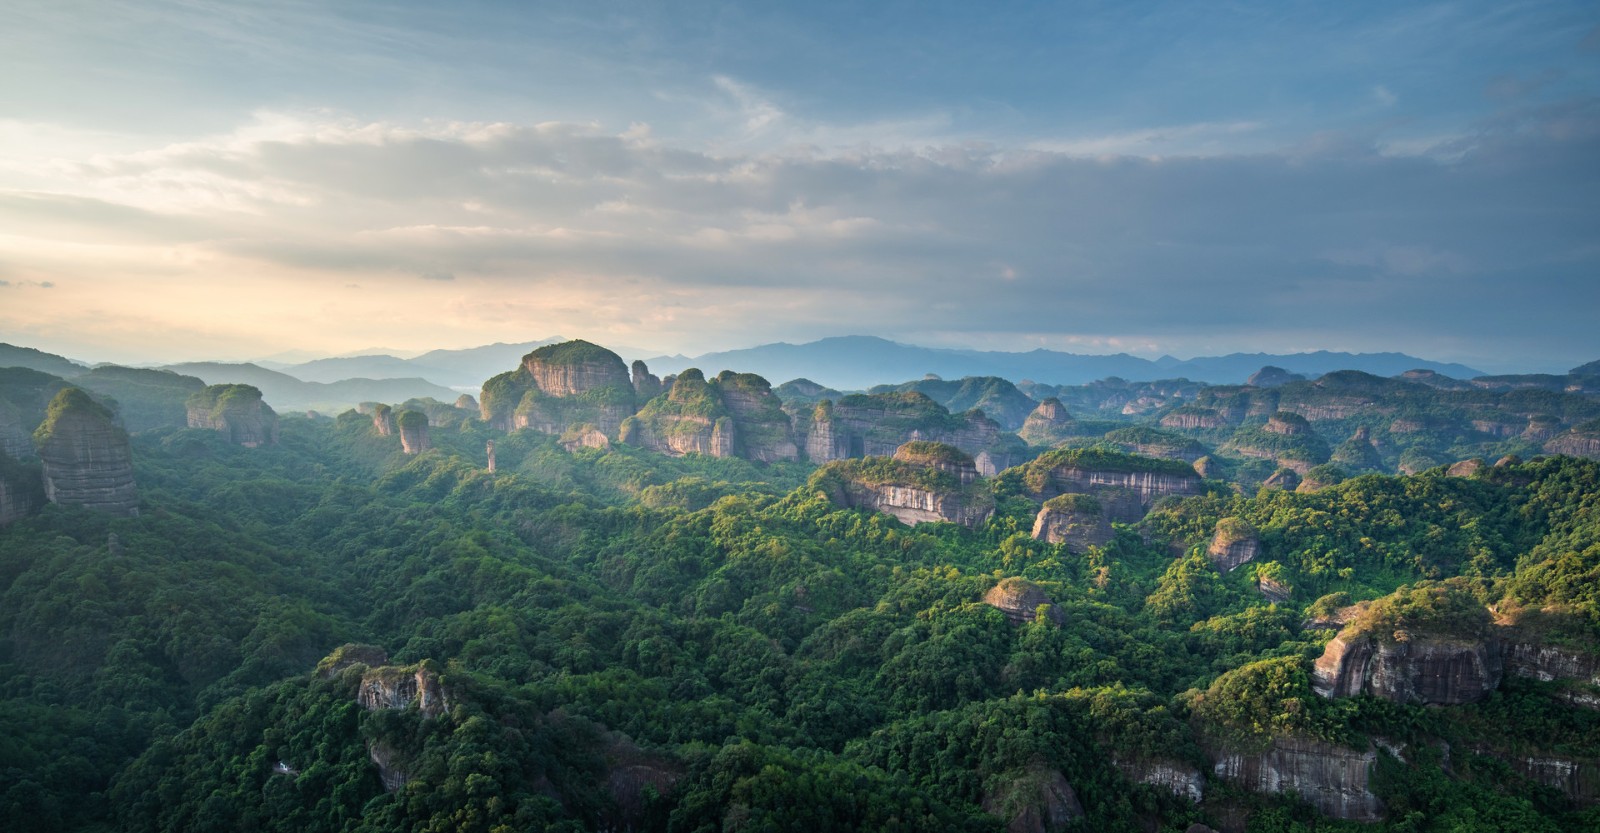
[1018,398,1079,446]
[1296,464,1347,493]
[454,393,479,413]
[1192,456,1221,479]
[1161,406,1228,430]
[631,359,663,400]
[1246,366,1306,387]
[0,367,74,459]
[33,388,139,516]
[486,440,496,473]
[1312,586,1502,705]
[1330,426,1383,473]
[622,369,798,461]
[372,403,395,436]
[359,664,448,717]
[1261,467,1301,491]
[1546,423,1600,460]
[397,410,430,454]
[560,425,611,452]
[801,391,1028,474]
[983,577,1064,625]
[1017,448,1201,522]
[479,340,637,437]
[813,443,993,528]
[1447,458,1486,477]
[1031,493,1113,551]
[981,765,1083,833]
[1211,735,1383,821]
[186,384,279,446]
[1207,517,1260,572]
[1112,758,1204,802]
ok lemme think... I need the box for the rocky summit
[33,387,139,516]
[186,383,279,447]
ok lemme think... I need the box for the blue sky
[2,1,1597,371]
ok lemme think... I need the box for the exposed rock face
[454,393,479,413]
[1212,735,1382,822]
[1192,456,1221,479]
[1113,758,1204,802]
[1296,465,1346,493]
[1161,406,1227,430]
[1247,366,1305,387]
[1022,449,1202,522]
[802,392,1027,473]
[480,340,637,437]
[186,384,279,446]
[523,339,632,397]
[560,425,611,452]
[358,661,449,718]
[984,578,1064,625]
[1207,518,1260,572]
[1546,426,1600,460]
[0,450,43,526]
[1503,639,1600,709]
[981,767,1083,833]
[1262,468,1301,491]
[1257,575,1292,604]
[34,388,139,516]
[369,742,409,792]
[893,441,979,484]
[623,369,798,461]
[815,443,993,527]
[1312,632,1502,705]
[372,403,395,436]
[844,482,992,527]
[397,410,430,454]
[1503,754,1600,806]
[1031,493,1113,552]
[486,440,496,473]
[1265,412,1313,435]
[631,359,663,400]
[1447,458,1486,477]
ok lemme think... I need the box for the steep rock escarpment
[1160,406,1228,430]
[1313,633,1502,705]
[358,661,450,718]
[984,578,1064,626]
[186,383,279,446]
[630,359,663,400]
[397,410,431,454]
[371,403,395,436]
[1112,758,1204,802]
[1018,397,1080,446]
[1104,425,1207,463]
[1545,423,1600,460]
[33,388,139,516]
[623,370,797,461]
[980,765,1083,833]
[1031,493,1113,552]
[1017,448,1201,522]
[1207,517,1260,572]
[1212,735,1383,822]
[479,340,637,437]
[812,443,993,528]
[1224,414,1331,474]
[802,391,1028,474]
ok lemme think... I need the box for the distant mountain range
[638,336,1488,390]
[0,336,1518,400]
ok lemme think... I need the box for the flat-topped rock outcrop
[1015,447,1201,522]
[984,577,1064,625]
[371,403,395,436]
[480,340,638,436]
[1312,584,1502,705]
[186,383,279,446]
[1207,517,1260,572]
[34,388,139,516]
[397,410,430,454]
[622,369,798,461]
[811,445,993,528]
[1160,405,1228,430]
[1212,735,1383,822]
[358,660,449,718]
[1545,422,1600,460]
[802,391,1028,474]
[1031,493,1113,551]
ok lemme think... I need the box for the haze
[2,1,1598,374]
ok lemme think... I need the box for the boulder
[984,578,1064,626]
[1207,518,1260,572]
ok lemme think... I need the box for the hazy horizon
[4,2,1597,374]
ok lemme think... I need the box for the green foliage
[31,386,117,446]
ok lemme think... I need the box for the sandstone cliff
[1545,422,1600,460]
[1018,397,1080,445]
[801,391,1028,474]
[1016,447,1201,522]
[630,360,663,400]
[1207,517,1260,572]
[1031,493,1113,552]
[1311,584,1502,705]
[33,387,139,516]
[372,403,395,436]
[1160,405,1228,430]
[812,443,993,528]
[479,339,637,437]
[980,765,1083,833]
[358,660,449,718]
[1211,735,1383,821]
[185,383,279,447]
[622,369,799,461]
[397,410,431,454]
[984,577,1064,625]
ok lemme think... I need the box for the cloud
[2,101,1598,369]
[1373,85,1398,107]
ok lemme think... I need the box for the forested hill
[3,400,1600,829]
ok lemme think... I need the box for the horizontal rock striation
[1312,632,1502,705]
[623,369,797,461]
[1113,758,1204,802]
[813,447,994,528]
[1212,735,1383,821]
[1019,448,1201,522]
[803,391,1028,474]
[357,660,449,719]
[186,384,279,447]
[397,410,431,454]
[480,340,638,437]
[34,388,139,516]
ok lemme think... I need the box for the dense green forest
[4,407,1600,831]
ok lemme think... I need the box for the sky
[1,1,1597,373]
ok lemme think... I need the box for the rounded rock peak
[983,577,1063,625]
